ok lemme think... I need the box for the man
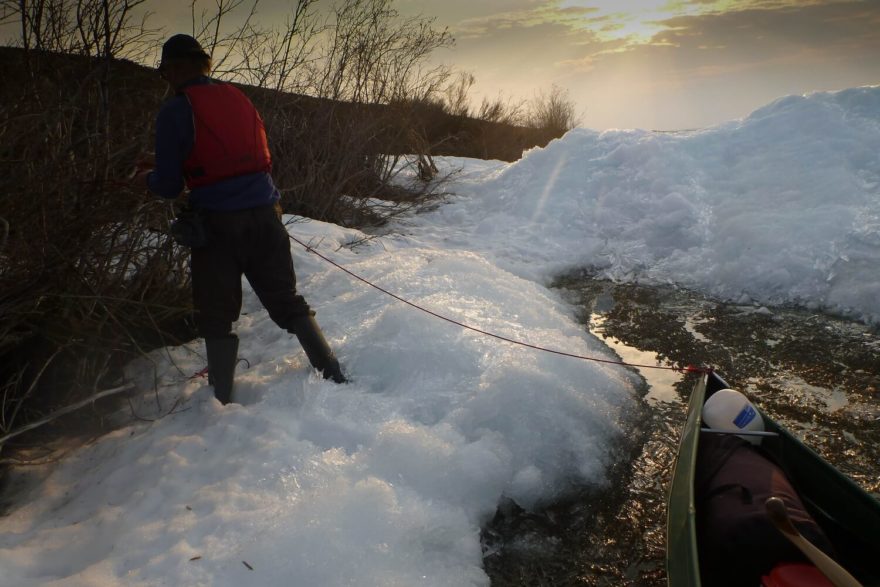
[141,34,346,404]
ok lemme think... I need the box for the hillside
[0,46,553,164]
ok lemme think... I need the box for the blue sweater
[147,77,280,211]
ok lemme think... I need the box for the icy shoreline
[0,214,642,586]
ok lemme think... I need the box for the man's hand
[129,153,155,189]
[131,169,152,188]
[137,152,156,169]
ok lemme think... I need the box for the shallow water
[482,274,880,586]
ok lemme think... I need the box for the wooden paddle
[765,497,864,587]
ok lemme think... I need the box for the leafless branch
[0,382,135,446]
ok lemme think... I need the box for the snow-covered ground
[1,85,878,586]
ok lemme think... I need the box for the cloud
[463,1,880,90]
[452,2,600,39]
[444,20,608,74]
[565,1,880,129]
[632,1,880,79]
[396,0,544,30]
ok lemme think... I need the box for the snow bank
[418,85,880,322]
[0,219,640,586]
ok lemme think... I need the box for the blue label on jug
[733,404,756,428]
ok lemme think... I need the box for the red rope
[190,366,209,379]
[289,233,707,374]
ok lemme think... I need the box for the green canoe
[666,370,880,587]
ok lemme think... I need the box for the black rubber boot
[289,314,347,383]
[205,335,239,404]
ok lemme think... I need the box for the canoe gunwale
[665,372,710,587]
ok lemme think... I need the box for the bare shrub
[0,2,189,455]
[442,71,475,118]
[427,71,583,159]
[0,54,192,450]
[476,94,525,126]
[311,0,452,104]
[2,0,158,61]
[525,84,581,138]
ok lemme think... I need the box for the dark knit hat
[160,34,210,66]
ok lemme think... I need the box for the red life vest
[182,83,272,189]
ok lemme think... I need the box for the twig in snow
[0,382,135,446]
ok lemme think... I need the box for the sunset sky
[5,0,879,130]
[402,0,880,130]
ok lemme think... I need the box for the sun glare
[555,0,683,45]
[556,0,782,46]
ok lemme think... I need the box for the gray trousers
[191,204,311,338]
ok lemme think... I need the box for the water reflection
[483,273,880,586]
[589,313,683,405]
